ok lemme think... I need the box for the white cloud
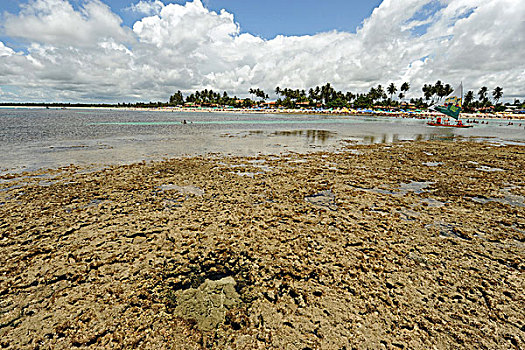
[128,0,165,15]
[0,42,15,57]
[0,0,524,102]
[2,0,134,47]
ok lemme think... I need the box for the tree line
[165,81,512,111]
[0,83,517,110]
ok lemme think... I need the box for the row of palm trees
[272,83,411,108]
[275,84,349,106]
[166,82,505,109]
[387,82,411,100]
[171,89,248,107]
[421,81,454,104]
[273,82,413,108]
[463,86,504,111]
[249,88,269,101]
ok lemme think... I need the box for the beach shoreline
[1,140,524,349]
[1,104,524,120]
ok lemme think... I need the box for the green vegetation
[249,88,269,101]
[164,81,512,111]
[1,82,519,112]
[462,86,506,112]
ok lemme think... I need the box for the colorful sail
[434,83,463,120]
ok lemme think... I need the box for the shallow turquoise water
[1,108,524,174]
[89,118,358,126]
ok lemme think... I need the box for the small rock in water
[305,190,337,211]
[160,184,204,196]
[420,198,445,208]
[398,181,434,194]
[476,166,504,172]
[422,162,442,167]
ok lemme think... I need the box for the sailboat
[427,83,473,128]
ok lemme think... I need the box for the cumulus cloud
[2,0,134,47]
[0,42,15,57]
[128,0,165,15]
[0,0,524,102]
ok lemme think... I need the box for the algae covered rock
[173,277,241,331]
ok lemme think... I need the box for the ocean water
[0,108,524,174]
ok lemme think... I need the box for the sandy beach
[140,107,525,120]
[2,105,524,120]
[0,140,524,349]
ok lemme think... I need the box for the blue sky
[191,0,382,38]
[1,0,382,39]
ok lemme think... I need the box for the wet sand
[0,141,524,349]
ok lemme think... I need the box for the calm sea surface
[1,108,524,174]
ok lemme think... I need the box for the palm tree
[434,80,446,101]
[308,88,315,101]
[492,87,503,104]
[321,83,334,105]
[376,85,386,102]
[275,87,281,96]
[249,88,267,102]
[444,84,453,97]
[396,82,408,103]
[478,86,488,101]
[368,86,377,103]
[345,92,355,103]
[387,83,397,101]
[422,84,433,103]
[464,90,474,107]
[401,82,410,94]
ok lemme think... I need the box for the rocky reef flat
[0,141,524,349]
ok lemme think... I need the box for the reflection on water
[357,181,434,196]
[159,184,204,196]
[476,165,504,172]
[470,187,525,207]
[420,198,445,207]
[305,190,337,211]
[361,133,455,144]
[271,130,335,143]
[398,181,435,194]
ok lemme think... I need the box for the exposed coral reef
[0,141,524,349]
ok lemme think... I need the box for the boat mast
[459,82,463,120]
